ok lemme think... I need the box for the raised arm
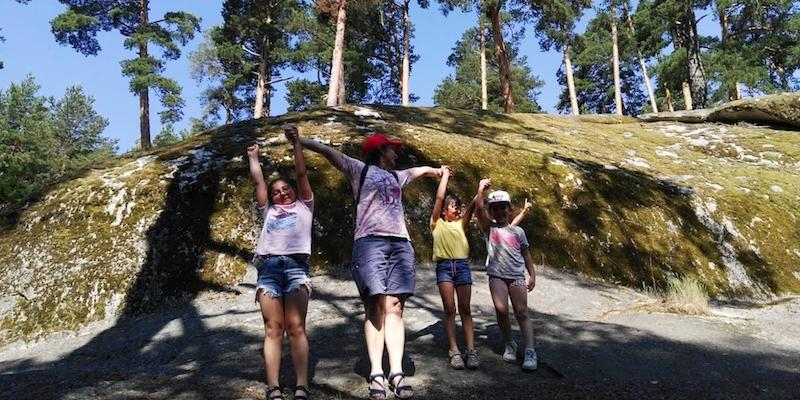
[247,144,268,208]
[297,136,345,171]
[407,166,443,181]
[523,248,536,292]
[285,126,313,201]
[473,178,492,231]
[510,198,532,227]
[431,165,452,224]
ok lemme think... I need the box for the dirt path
[1,265,798,399]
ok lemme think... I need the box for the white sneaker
[502,341,518,363]
[522,347,538,371]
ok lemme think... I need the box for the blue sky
[1,1,719,152]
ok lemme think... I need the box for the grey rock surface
[1,265,798,399]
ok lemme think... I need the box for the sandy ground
[1,264,798,399]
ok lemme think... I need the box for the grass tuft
[664,276,710,315]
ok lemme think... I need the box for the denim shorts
[351,236,415,298]
[254,254,311,300]
[435,258,472,286]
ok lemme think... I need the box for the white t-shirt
[255,197,314,255]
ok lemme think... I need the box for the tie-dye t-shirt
[340,154,414,240]
[255,198,314,256]
[485,223,529,280]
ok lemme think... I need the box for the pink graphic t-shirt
[255,197,314,255]
[340,154,415,240]
[485,223,529,280]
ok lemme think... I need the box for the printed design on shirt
[267,208,298,232]
[490,229,520,249]
[366,172,401,206]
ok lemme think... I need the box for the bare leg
[437,282,459,353]
[385,295,412,398]
[364,294,386,391]
[284,287,310,391]
[259,291,285,388]
[456,284,475,351]
[489,279,513,344]
[509,284,535,349]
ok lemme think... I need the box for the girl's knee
[285,321,306,338]
[265,321,285,337]
[513,308,529,321]
[443,304,457,317]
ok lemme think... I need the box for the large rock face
[1,105,799,346]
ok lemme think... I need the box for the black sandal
[266,386,284,400]
[368,373,387,400]
[388,372,414,399]
[294,385,310,400]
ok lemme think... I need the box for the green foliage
[190,29,251,124]
[50,1,200,145]
[558,10,647,115]
[153,124,181,147]
[433,26,542,112]
[287,2,422,108]
[0,76,115,209]
[707,0,800,101]
[526,0,591,52]
[285,79,327,111]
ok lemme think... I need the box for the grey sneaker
[502,341,518,363]
[448,350,465,370]
[464,349,480,369]
[522,347,538,371]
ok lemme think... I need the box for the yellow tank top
[431,218,470,261]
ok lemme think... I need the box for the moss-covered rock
[1,104,799,346]
[709,92,800,128]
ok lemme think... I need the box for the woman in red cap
[298,132,442,400]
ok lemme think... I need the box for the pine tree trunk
[264,62,272,117]
[480,0,488,110]
[610,0,623,115]
[622,1,657,112]
[401,0,411,106]
[682,5,707,108]
[337,60,346,105]
[564,43,579,115]
[139,0,151,150]
[254,52,267,119]
[682,81,693,110]
[719,8,738,101]
[327,0,348,107]
[487,3,515,113]
[665,87,675,112]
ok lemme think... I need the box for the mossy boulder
[1,105,799,346]
[708,92,800,128]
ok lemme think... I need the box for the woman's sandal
[266,385,284,400]
[294,385,310,400]
[388,372,414,399]
[367,373,387,400]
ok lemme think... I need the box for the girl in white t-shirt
[247,125,313,400]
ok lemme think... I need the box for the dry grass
[663,276,710,315]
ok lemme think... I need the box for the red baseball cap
[362,133,404,155]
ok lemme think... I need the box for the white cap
[487,190,511,204]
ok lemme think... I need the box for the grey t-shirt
[485,223,529,280]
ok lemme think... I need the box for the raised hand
[283,124,299,143]
[478,178,491,194]
[246,144,260,158]
[440,165,453,178]
[522,198,533,213]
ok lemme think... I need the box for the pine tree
[216,0,301,119]
[557,11,647,115]
[50,0,199,149]
[287,3,418,109]
[434,26,543,112]
[527,0,592,115]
